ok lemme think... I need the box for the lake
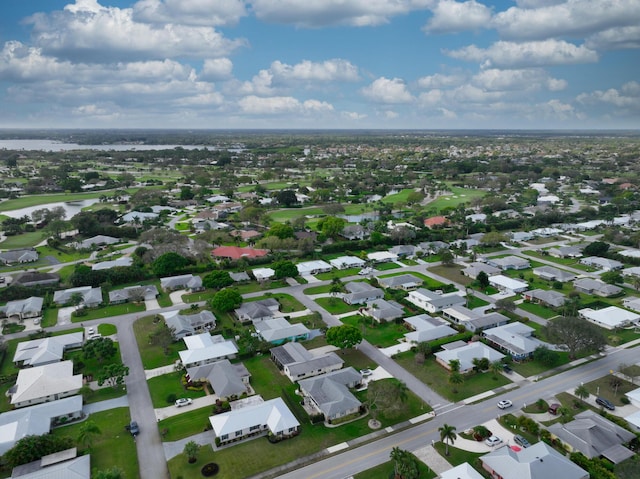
[1,199,101,220]
[0,139,226,152]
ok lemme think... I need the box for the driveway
[57,306,76,326]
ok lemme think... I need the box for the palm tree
[439,423,457,456]
[390,447,405,478]
[490,361,504,379]
[184,440,199,463]
[448,359,461,373]
[574,384,589,401]
[449,372,464,393]
[77,420,101,451]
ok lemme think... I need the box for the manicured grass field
[427,265,472,286]
[52,407,139,479]
[517,301,559,319]
[341,315,406,348]
[426,186,486,213]
[98,323,117,336]
[315,297,360,315]
[508,353,571,378]
[375,262,402,271]
[0,231,44,249]
[433,442,484,469]
[71,302,145,322]
[394,351,512,402]
[133,315,182,369]
[316,267,361,280]
[302,284,332,295]
[147,371,206,408]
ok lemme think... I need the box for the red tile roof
[424,216,448,228]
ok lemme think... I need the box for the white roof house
[0,297,44,320]
[533,266,576,282]
[578,306,640,330]
[435,342,505,373]
[622,297,640,312]
[296,260,332,275]
[13,332,83,367]
[10,361,83,408]
[404,314,457,344]
[160,274,203,292]
[483,323,537,360]
[209,397,299,446]
[625,387,640,408]
[367,251,398,263]
[91,256,133,271]
[121,211,158,222]
[440,463,484,479]
[252,267,275,281]
[253,318,310,344]
[52,286,103,307]
[406,289,466,313]
[489,275,529,293]
[329,256,365,270]
[580,256,623,271]
[164,310,216,340]
[11,453,90,479]
[487,256,530,270]
[178,333,238,368]
[0,396,83,455]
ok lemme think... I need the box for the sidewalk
[155,395,219,421]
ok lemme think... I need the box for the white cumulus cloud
[238,95,333,115]
[417,73,465,89]
[200,58,234,81]
[586,25,640,50]
[423,0,492,34]
[446,39,598,67]
[133,0,247,26]
[270,59,360,84]
[361,77,414,103]
[473,68,566,92]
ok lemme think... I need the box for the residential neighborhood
[1,132,640,479]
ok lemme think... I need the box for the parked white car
[175,398,193,408]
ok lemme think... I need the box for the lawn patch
[133,315,182,369]
[147,371,207,408]
[315,297,359,315]
[342,315,405,348]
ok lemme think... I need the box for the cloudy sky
[0,0,638,129]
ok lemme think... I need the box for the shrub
[166,393,177,404]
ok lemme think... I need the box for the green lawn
[517,301,559,319]
[147,371,207,408]
[41,307,59,327]
[375,262,402,271]
[35,245,88,263]
[71,302,145,322]
[426,186,486,213]
[342,315,406,348]
[394,352,512,402]
[315,297,360,315]
[315,268,361,280]
[582,376,636,407]
[0,231,45,249]
[52,407,139,479]
[433,442,483,469]
[98,323,117,336]
[133,315,182,369]
[466,295,489,309]
[509,353,571,378]
[66,342,123,379]
[303,284,332,295]
[428,265,472,286]
[354,456,437,479]
[381,188,417,204]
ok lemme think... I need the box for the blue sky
[0,0,638,129]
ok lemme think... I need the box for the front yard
[341,315,406,348]
[147,371,207,408]
[314,296,360,315]
[133,315,182,369]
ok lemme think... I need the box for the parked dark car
[513,434,531,448]
[548,403,561,415]
[127,421,140,436]
[502,364,513,374]
[596,397,615,411]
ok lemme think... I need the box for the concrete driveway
[57,306,77,326]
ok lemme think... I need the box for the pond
[1,198,101,220]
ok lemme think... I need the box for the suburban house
[625,386,640,408]
[486,255,530,270]
[9,361,82,408]
[418,241,449,254]
[435,342,505,373]
[229,271,251,283]
[364,299,404,323]
[234,298,280,324]
[12,272,59,288]
[378,274,423,290]
[178,333,238,369]
[578,306,640,330]
[389,245,418,257]
[91,256,133,270]
[547,410,635,464]
[211,246,268,260]
[622,297,640,313]
[0,297,44,321]
[440,463,484,479]
[343,282,384,305]
[488,275,529,294]
[580,256,623,271]
[296,260,332,275]
[440,308,509,333]
[298,368,363,423]
[423,216,448,228]
[573,278,622,297]
[252,267,275,281]
[367,251,398,264]
[0,396,83,455]
[163,310,216,340]
[52,286,103,308]
[121,211,158,223]
[462,262,501,279]
[253,318,311,344]
[71,235,120,250]
[186,359,251,400]
[13,332,83,367]
[341,225,367,240]
[510,231,534,242]
[0,248,38,265]
[403,314,457,344]
[109,284,159,304]
[270,342,343,382]
[523,289,566,308]
[483,322,537,361]
[329,256,365,270]
[160,274,204,292]
[532,266,576,282]
[481,442,589,479]
[406,289,466,314]
[548,245,583,258]
[209,396,300,447]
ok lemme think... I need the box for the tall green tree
[3,435,74,468]
[97,363,129,388]
[77,420,101,451]
[325,325,362,349]
[94,467,125,479]
[183,440,199,463]
[82,337,117,363]
[574,384,589,401]
[202,270,233,289]
[273,260,299,279]
[151,252,190,277]
[318,216,347,240]
[545,316,606,358]
[209,288,242,312]
[438,423,457,456]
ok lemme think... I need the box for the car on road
[485,435,502,447]
[596,397,615,410]
[497,400,513,409]
[175,398,193,407]
[513,435,531,448]
[127,421,139,436]
[360,368,373,377]
[87,327,95,335]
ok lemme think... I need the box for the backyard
[341,314,406,348]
